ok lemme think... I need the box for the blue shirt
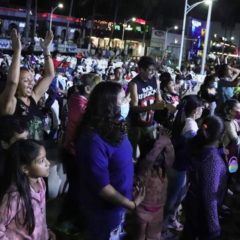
[75,131,134,213]
[217,78,234,106]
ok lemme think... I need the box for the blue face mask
[120,102,130,120]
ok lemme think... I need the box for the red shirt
[64,94,88,155]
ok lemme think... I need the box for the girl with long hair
[0,139,55,239]
[181,116,227,239]
[75,82,144,240]
[164,95,203,233]
[198,75,218,116]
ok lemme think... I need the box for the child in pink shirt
[0,139,55,240]
[136,132,175,240]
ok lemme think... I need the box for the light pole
[178,0,213,70]
[121,17,136,43]
[25,0,32,40]
[49,3,63,30]
[33,0,38,38]
[65,0,74,43]
[201,0,213,74]
[164,25,178,51]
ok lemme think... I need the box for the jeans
[164,168,187,224]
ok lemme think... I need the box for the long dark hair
[198,75,215,93]
[172,95,202,138]
[0,115,27,144]
[221,99,239,120]
[191,116,224,154]
[0,139,44,234]
[78,81,127,145]
[217,64,229,78]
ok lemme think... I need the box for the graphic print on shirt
[130,75,158,126]
[139,95,156,124]
[138,85,157,101]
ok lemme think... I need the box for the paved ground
[46,190,240,240]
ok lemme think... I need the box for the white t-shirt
[182,118,198,136]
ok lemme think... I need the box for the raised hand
[40,30,53,51]
[11,28,21,52]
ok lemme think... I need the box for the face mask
[120,102,130,120]
[209,81,218,89]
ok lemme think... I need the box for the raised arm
[32,31,55,103]
[0,29,21,115]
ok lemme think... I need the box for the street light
[49,3,63,30]
[164,25,179,50]
[121,17,136,42]
[178,0,213,73]
[201,0,213,74]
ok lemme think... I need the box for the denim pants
[164,168,187,224]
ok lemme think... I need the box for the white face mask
[120,102,130,120]
[213,81,218,89]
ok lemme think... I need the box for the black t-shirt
[129,75,158,127]
[14,97,44,140]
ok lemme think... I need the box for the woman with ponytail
[181,116,227,240]
[163,95,203,234]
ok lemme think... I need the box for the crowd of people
[0,29,239,240]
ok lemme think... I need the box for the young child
[135,130,175,240]
[0,139,55,240]
[181,116,228,239]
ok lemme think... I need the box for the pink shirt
[0,178,48,240]
[137,133,175,208]
[64,93,88,155]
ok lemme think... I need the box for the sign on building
[150,29,165,48]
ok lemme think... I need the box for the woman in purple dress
[181,116,228,240]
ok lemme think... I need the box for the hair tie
[203,124,208,129]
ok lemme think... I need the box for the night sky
[3,0,240,27]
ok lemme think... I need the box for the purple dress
[181,147,227,240]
